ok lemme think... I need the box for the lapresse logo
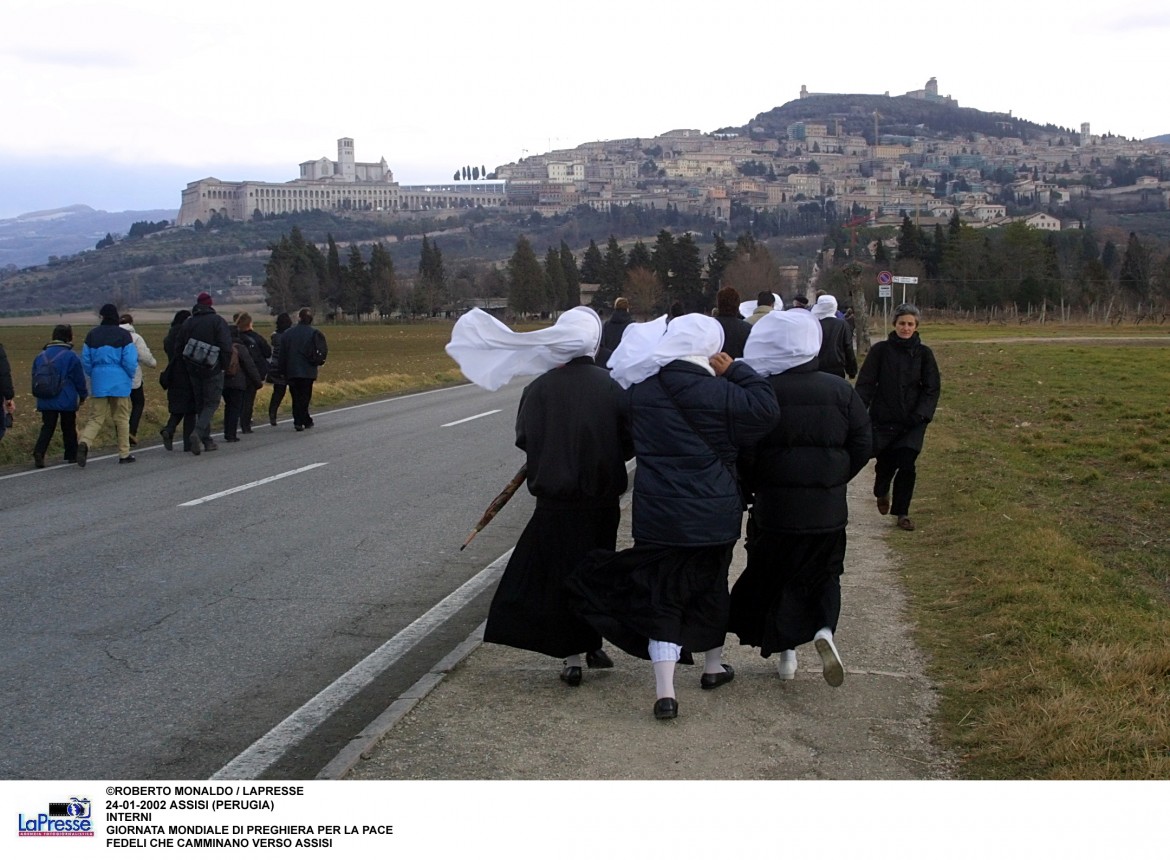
[17,796,94,837]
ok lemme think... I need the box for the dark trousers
[222,388,244,439]
[188,370,224,442]
[874,446,919,517]
[241,386,259,431]
[34,410,79,461]
[163,411,197,451]
[128,386,145,437]
[288,378,314,428]
[268,383,287,421]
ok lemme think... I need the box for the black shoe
[700,663,735,690]
[294,424,304,431]
[119,455,136,464]
[64,457,76,464]
[160,427,174,451]
[190,435,202,455]
[33,451,45,469]
[129,435,138,446]
[678,648,695,665]
[240,428,253,434]
[585,649,614,669]
[559,665,582,687]
[269,416,278,426]
[224,436,240,442]
[653,697,678,720]
[202,439,218,452]
[76,441,88,468]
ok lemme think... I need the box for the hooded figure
[811,294,857,379]
[731,309,871,685]
[447,308,634,684]
[568,312,780,721]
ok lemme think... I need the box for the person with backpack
[77,303,138,466]
[159,309,197,453]
[221,323,264,441]
[236,312,270,434]
[276,307,326,432]
[31,325,89,468]
[175,291,233,454]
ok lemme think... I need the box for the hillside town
[178,79,1170,234]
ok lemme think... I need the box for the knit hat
[99,303,119,323]
[196,291,214,306]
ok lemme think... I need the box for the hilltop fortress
[177,138,505,226]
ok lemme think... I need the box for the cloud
[4,46,135,69]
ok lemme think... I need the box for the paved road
[0,382,535,779]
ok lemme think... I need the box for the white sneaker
[813,629,845,687]
[777,650,798,680]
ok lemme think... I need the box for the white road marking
[178,463,327,507]
[441,409,501,427]
[210,546,513,780]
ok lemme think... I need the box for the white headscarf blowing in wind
[743,308,823,377]
[445,306,603,391]
[607,313,724,390]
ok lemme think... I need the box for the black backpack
[302,329,328,366]
[31,349,67,399]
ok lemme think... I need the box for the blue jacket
[628,359,780,547]
[33,342,88,411]
[81,322,137,397]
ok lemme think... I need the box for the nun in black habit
[445,307,633,685]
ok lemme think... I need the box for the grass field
[3,316,1169,778]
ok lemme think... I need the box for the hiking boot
[876,495,891,515]
[76,441,88,468]
[897,516,915,531]
[202,439,218,452]
[160,427,174,451]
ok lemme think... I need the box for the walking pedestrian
[276,307,325,432]
[732,310,871,684]
[266,312,292,426]
[221,323,264,441]
[811,294,858,379]
[854,303,941,531]
[159,310,196,452]
[0,341,13,442]
[712,286,752,358]
[31,324,88,467]
[175,292,233,454]
[118,314,158,445]
[236,312,270,434]
[77,303,138,466]
[569,313,780,720]
[596,297,634,368]
[446,306,633,685]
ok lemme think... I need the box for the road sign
[878,285,892,298]
[877,271,892,285]
[892,275,919,284]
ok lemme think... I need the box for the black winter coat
[628,359,780,547]
[596,309,633,367]
[277,322,323,381]
[240,329,271,390]
[854,331,941,454]
[714,313,753,358]
[740,361,872,533]
[222,330,264,391]
[516,357,633,507]
[817,316,858,378]
[162,322,196,414]
[176,306,233,375]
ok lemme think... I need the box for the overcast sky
[2,0,1167,219]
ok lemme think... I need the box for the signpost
[877,272,893,330]
[892,274,918,303]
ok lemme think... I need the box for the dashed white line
[179,463,327,507]
[442,410,501,427]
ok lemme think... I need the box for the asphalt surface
[331,470,957,781]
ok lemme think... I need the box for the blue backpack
[31,349,68,399]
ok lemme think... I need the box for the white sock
[564,654,582,668]
[648,639,681,663]
[703,648,725,674]
[815,627,833,642]
[652,660,676,699]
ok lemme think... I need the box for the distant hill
[1147,134,1170,145]
[723,93,1067,142]
[0,204,178,269]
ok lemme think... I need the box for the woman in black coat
[266,312,292,426]
[159,310,196,452]
[854,303,941,531]
[733,310,871,685]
